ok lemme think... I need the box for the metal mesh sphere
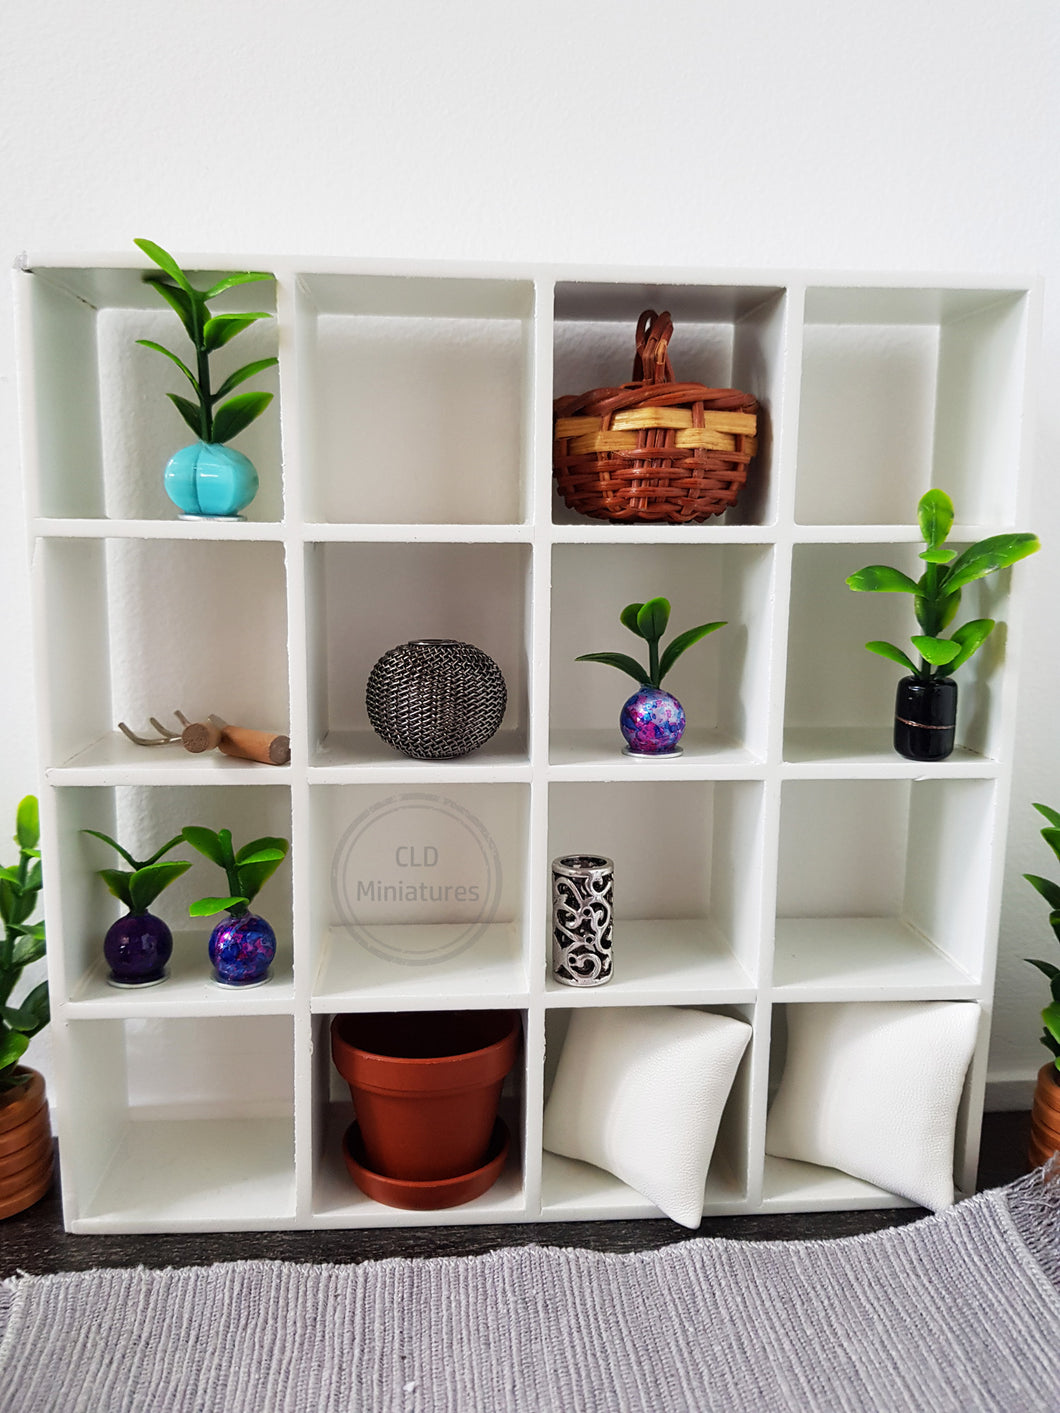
[365,639,508,760]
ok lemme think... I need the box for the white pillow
[543,1006,751,1228]
[766,1000,980,1211]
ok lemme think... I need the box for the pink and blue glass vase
[620,684,686,756]
[207,911,277,987]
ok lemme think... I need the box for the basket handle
[632,309,675,385]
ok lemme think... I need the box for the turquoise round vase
[620,685,686,756]
[164,442,259,518]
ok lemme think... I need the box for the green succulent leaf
[181,826,227,868]
[189,895,249,918]
[81,829,139,869]
[934,618,995,677]
[1042,829,1060,868]
[129,860,192,914]
[942,533,1041,594]
[23,861,41,895]
[917,489,955,550]
[135,340,200,392]
[0,1032,28,1073]
[911,635,961,666]
[919,547,956,564]
[135,238,194,293]
[212,357,279,402]
[217,830,236,868]
[203,271,274,300]
[1043,1000,1060,1045]
[97,868,134,910]
[1025,875,1060,911]
[846,566,921,594]
[1026,957,1060,982]
[620,603,645,636]
[234,837,288,866]
[15,797,39,851]
[575,652,649,686]
[11,931,46,969]
[168,392,205,438]
[1034,803,1060,830]
[3,982,49,1034]
[236,859,284,904]
[658,621,727,683]
[864,640,919,675]
[143,277,199,341]
[211,391,273,445]
[141,835,187,869]
[202,312,271,352]
[636,598,671,644]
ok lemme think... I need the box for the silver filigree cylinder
[551,854,614,987]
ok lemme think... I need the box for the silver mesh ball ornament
[366,639,508,760]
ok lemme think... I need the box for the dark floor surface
[0,1111,1032,1278]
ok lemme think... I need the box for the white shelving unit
[16,258,1037,1232]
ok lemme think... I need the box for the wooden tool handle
[181,720,224,754]
[217,725,291,766]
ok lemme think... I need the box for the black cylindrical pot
[893,676,957,761]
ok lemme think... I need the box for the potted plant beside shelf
[1023,801,1060,1168]
[0,796,52,1219]
[846,489,1039,761]
[135,237,278,520]
[182,826,289,987]
[576,596,726,756]
[82,829,191,987]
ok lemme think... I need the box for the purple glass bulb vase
[208,911,276,987]
[620,685,686,756]
[105,911,173,988]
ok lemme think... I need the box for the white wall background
[1,0,1057,1104]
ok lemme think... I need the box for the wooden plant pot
[331,1011,519,1186]
[0,1069,53,1219]
[1029,1062,1060,1170]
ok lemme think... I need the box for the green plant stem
[648,640,659,687]
[196,341,212,441]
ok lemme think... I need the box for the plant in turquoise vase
[0,797,48,1090]
[845,489,1039,761]
[135,237,277,519]
[82,829,191,987]
[182,827,289,987]
[577,596,726,756]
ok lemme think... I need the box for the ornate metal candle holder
[551,854,614,987]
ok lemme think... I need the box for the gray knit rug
[2,1170,1059,1413]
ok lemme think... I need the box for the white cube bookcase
[16,259,1037,1232]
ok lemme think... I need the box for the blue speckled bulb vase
[620,685,686,756]
[208,911,277,987]
[164,441,260,519]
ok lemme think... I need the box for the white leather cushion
[542,1006,751,1228]
[766,1000,980,1211]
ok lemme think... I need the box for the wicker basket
[553,310,759,523]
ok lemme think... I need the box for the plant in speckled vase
[576,597,726,756]
[83,829,192,987]
[182,826,289,987]
[135,237,277,519]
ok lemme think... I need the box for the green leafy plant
[135,237,277,446]
[1024,802,1060,1073]
[181,827,289,919]
[846,489,1039,679]
[576,596,726,688]
[81,830,191,913]
[0,798,48,1091]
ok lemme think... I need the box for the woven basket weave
[553,310,759,523]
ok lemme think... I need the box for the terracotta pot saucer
[342,1118,509,1211]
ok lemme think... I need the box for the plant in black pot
[1023,802,1060,1168]
[0,796,53,1218]
[135,237,277,520]
[182,826,289,987]
[83,829,191,987]
[576,596,726,756]
[846,490,1039,761]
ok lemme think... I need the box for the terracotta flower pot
[0,1069,53,1219]
[331,1010,519,1183]
[1029,1063,1060,1170]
